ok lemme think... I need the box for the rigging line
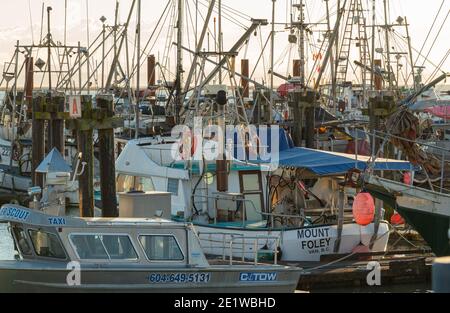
[420,9,450,69]
[207,0,251,21]
[286,43,293,78]
[219,0,252,20]
[426,49,450,84]
[157,2,174,75]
[392,29,442,73]
[39,2,44,44]
[258,25,268,84]
[139,0,172,59]
[162,4,176,78]
[413,0,445,67]
[273,44,290,68]
[185,0,194,65]
[27,0,35,45]
[249,31,271,83]
[243,35,250,59]
[194,2,217,44]
[131,0,172,63]
[196,0,247,29]
[204,0,248,30]
[130,10,138,85]
[306,29,326,87]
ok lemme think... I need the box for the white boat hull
[195,222,390,262]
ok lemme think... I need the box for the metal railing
[197,231,281,265]
[193,193,306,227]
[362,129,449,193]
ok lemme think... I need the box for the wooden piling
[51,95,66,154]
[289,90,316,148]
[97,94,118,217]
[32,95,45,188]
[305,105,315,148]
[77,96,94,217]
[25,57,33,114]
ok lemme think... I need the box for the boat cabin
[0,205,209,267]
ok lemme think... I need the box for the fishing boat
[115,128,412,262]
[0,205,300,293]
[0,148,301,293]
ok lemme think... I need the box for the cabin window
[28,230,66,259]
[139,235,184,261]
[117,174,155,193]
[167,178,179,196]
[69,234,138,260]
[12,226,32,255]
[239,171,264,222]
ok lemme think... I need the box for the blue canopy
[262,147,413,176]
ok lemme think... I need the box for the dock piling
[97,95,118,217]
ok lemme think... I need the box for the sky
[0,0,448,88]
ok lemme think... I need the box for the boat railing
[197,231,281,266]
[362,129,450,193]
[194,193,306,227]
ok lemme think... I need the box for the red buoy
[352,192,375,226]
[390,211,405,225]
[403,172,412,185]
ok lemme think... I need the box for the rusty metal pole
[147,55,156,87]
[77,96,94,217]
[240,59,249,98]
[97,94,118,217]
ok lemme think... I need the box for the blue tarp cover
[263,147,412,176]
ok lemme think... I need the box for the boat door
[238,171,264,222]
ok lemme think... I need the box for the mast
[175,0,184,123]
[325,0,335,111]
[64,0,67,46]
[101,16,107,90]
[383,0,392,89]
[135,0,141,139]
[9,41,19,171]
[47,6,52,91]
[86,0,90,95]
[114,0,119,85]
[298,0,305,86]
[218,0,222,84]
[269,0,276,123]
[332,0,340,105]
[404,16,416,91]
[370,0,376,89]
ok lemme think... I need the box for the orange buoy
[403,172,412,185]
[352,192,375,226]
[390,211,405,225]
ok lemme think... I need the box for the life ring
[345,168,362,188]
[178,129,197,160]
